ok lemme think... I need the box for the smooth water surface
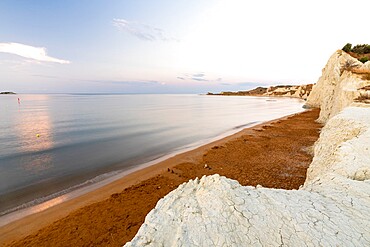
[0,94,304,214]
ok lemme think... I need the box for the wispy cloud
[177,72,215,82]
[237,82,267,87]
[191,72,214,81]
[192,77,208,82]
[32,74,61,79]
[89,79,166,86]
[192,73,205,78]
[113,18,178,42]
[0,42,70,64]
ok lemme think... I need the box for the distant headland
[0,92,16,94]
[207,84,313,100]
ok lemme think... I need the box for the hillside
[208,84,313,100]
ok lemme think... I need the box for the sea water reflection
[14,95,54,173]
[0,94,305,215]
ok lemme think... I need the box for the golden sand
[0,109,321,246]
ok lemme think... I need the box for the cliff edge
[305,50,370,123]
[208,84,313,100]
[124,51,370,246]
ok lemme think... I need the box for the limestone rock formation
[124,51,370,246]
[305,50,370,123]
[208,84,313,100]
[125,106,370,246]
[265,84,313,100]
[355,85,370,104]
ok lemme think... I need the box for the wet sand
[0,108,321,246]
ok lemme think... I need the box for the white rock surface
[291,84,311,100]
[264,84,312,100]
[125,108,370,246]
[305,106,370,184]
[305,50,370,123]
[124,52,370,246]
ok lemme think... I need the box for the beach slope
[1,109,321,246]
[126,50,370,246]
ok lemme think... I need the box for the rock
[124,51,370,246]
[125,109,370,247]
[264,84,313,100]
[207,84,313,100]
[305,50,370,123]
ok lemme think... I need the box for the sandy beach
[0,108,321,247]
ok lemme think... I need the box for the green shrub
[365,46,370,54]
[342,43,352,52]
[352,44,370,54]
[359,57,369,63]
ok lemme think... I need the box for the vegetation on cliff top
[342,43,370,63]
[340,45,370,81]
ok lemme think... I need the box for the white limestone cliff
[305,106,370,184]
[124,52,370,246]
[214,84,313,100]
[305,50,370,123]
[265,84,313,100]
[125,108,370,246]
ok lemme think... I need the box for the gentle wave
[0,94,305,216]
[0,120,260,220]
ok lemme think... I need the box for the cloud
[177,72,226,83]
[192,77,208,82]
[32,74,61,79]
[191,72,211,81]
[0,43,70,64]
[90,79,165,86]
[192,73,205,78]
[177,72,211,82]
[237,82,269,87]
[113,19,178,42]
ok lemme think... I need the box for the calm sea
[0,94,304,216]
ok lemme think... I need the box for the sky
[0,0,369,94]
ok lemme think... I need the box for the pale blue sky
[0,0,369,93]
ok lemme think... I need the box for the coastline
[0,94,305,216]
[0,108,321,246]
[124,50,370,246]
[0,118,263,225]
[0,96,305,222]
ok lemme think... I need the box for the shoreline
[0,119,261,226]
[0,108,321,246]
[0,94,304,218]
[0,99,305,223]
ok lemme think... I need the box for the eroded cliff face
[211,84,313,100]
[125,120,370,246]
[265,84,313,100]
[125,106,370,246]
[124,52,370,246]
[305,50,370,123]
